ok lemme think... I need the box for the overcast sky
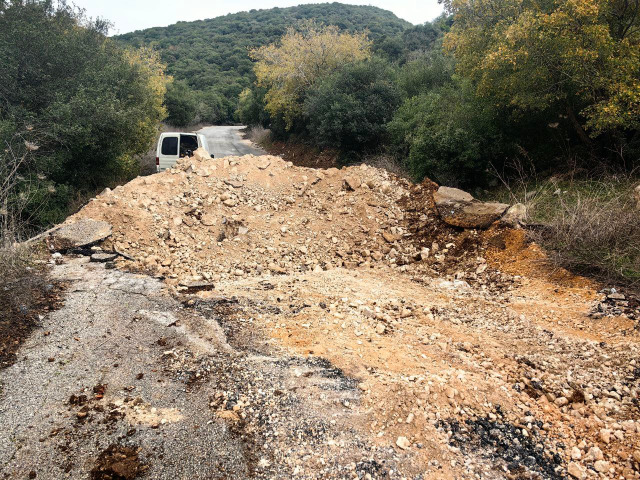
[71,1,444,35]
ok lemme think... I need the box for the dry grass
[486,174,640,288]
[245,125,272,146]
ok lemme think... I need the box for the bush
[304,58,400,151]
[388,81,509,186]
[245,126,271,145]
[396,48,454,98]
[0,2,167,233]
[164,80,197,127]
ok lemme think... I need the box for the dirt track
[1,151,639,479]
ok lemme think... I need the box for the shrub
[246,126,271,145]
[388,81,509,186]
[0,1,167,232]
[304,58,400,151]
[164,80,197,127]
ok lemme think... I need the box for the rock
[343,176,361,191]
[375,323,386,334]
[501,203,527,226]
[201,215,216,226]
[396,436,410,450]
[587,446,604,461]
[599,428,611,444]
[554,396,569,407]
[594,460,610,473]
[192,147,210,162]
[224,179,244,189]
[433,186,509,229]
[50,219,112,250]
[178,281,215,293]
[90,253,117,263]
[256,159,271,170]
[382,231,399,243]
[570,446,582,460]
[434,186,473,204]
[633,450,640,463]
[567,462,586,479]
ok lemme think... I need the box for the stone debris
[90,252,118,263]
[434,186,510,229]
[58,152,640,480]
[49,219,112,250]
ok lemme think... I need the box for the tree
[0,1,167,231]
[250,21,372,128]
[388,82,508,186]
[236,87,269,126]
[305,58,400,150]
[443,0,640,141]
[164,80,197,127]
[116,4,410,122]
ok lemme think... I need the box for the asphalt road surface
[198,125,266,158]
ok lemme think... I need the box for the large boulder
[49,219,112,250]
[500,203,527,227]
[434,186,509,229]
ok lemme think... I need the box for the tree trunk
[566,104,593,149]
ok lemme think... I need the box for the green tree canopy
[305,58,400,151]
[0,0,167,231]
[250,21,372,128]
[443,0,640,139]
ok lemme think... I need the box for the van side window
[161,136,178,155]
[180,134,198,157]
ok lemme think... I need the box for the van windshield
[180,134,198,157]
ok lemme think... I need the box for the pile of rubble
[67,150,428,288]
[49,150,640,479]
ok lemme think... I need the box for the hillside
[115,3,411,123]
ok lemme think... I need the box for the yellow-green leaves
[250,21,372,128]
[443,0,640,136]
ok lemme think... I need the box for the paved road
[198,125,266,158]
[0,257,403,479]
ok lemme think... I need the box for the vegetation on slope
[115,3,411,125]
[0,1,167,236]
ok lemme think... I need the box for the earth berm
[1,150,638,479]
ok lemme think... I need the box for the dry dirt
[25,151,640,478]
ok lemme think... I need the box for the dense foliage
[443,0,640,150]
[305,59,400,151]
[251,22,372,128]
[116,3,410,126]
[241,1,639,185]
[0,1,167,233]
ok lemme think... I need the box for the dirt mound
[71,153,426,288]
[63,153,640,479]
[91,445,145,480]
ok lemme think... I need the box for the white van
[156,132,212,172]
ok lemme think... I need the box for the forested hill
[115,3,411,124]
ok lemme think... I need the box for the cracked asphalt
[0,257,417,479]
